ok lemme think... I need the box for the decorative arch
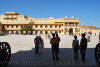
[69,28,73,35]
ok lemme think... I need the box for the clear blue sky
[0,0,100,28]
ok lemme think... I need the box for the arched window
[45,25,47,28]
[55,25,57,28]
[45,31,48,34]
[50,25,52,28]
[59,25,61,28]
[40,25,42,28]
[35,31,37,35]
[35,25,38,28]
[69,28,73,35]
[40,31,43,34]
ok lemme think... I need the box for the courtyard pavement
[0,35,99,67]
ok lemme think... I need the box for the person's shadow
[6,48,100,67]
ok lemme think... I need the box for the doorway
[69,28,73,35]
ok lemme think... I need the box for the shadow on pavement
[7,48,100,67]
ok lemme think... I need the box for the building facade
[0,12,99,35]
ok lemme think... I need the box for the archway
[40,31,43,35]
[45,31,48,34]
[35,31,37,35]
[69,28,73,35]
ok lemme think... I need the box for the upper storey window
[21,26,23,28]
[6,15,13,17]
[7,15,9,17]
[55,25,57,28]
[11,26,13,28]
[40,25,43,28]
[50,25,52,28]
[69,22,74,25]
[65,23,68,25]
[4,15,17,19]
[69,22,74,24]
[35,25,38,28]
[16,25,18,28]
[75,23,78,25]
[7,25,9,28]
[59,25,61,28]
[45,25,47,28]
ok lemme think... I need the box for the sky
[0,0,100,28]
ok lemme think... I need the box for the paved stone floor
[0,35,99,67]
[7,48,100,67]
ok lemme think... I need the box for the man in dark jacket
[80,33,87,62]
[56,33,60,54]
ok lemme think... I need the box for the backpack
[73,39,79,48]
[51,38,58,45]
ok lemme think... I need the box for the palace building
[0,12,100,35]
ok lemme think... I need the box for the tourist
[48,34,49,39]
[80,33,87,62]
[50,33,59,61]
[99,32,100,42]
[72,36,79,60]
[34,36,39,54]
[45,34,48,39]
[49,33,52,39]
[38,36,44,54]
[55,33,60,54]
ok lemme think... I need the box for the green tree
[19,25,34,34]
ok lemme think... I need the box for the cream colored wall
[0,12,100,35]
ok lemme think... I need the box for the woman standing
[38,36,44,54]
[34,36,39,54]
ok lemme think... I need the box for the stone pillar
[32,31,35,35]
[43,31,45,34]
[9,31,12,34]
[73,28,75,35]
[61,31,63,35]
[14,31,16,34]
[37,31,40,35]
[23,31,26,34]
[48,31,50,34]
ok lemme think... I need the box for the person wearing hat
[80,33,87,62]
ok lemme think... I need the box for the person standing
[80,33,87,62]
[38,36,44,54]
[34,36,39,54]
[99,32,100,42]
[72,36,79,60]
[49,33,52,39]
[56,33,60,54]
[50,33,59,61]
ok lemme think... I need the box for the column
[73,28,75,35]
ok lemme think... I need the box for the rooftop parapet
[4,12,19,15]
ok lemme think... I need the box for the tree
[19,25,34,34]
